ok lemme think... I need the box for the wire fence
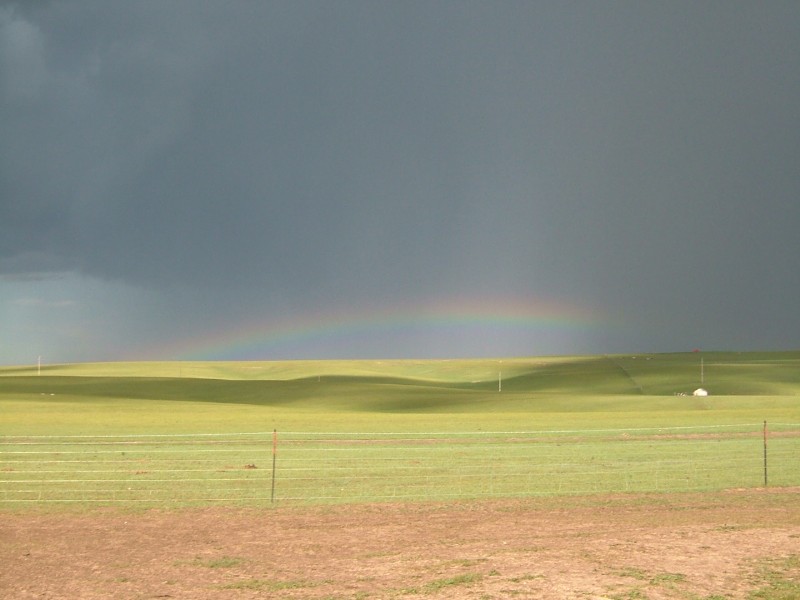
[2,423,798,507]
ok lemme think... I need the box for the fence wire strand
[2,425,798,506]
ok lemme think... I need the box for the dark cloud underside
[1,1,799,362]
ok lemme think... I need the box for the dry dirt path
[2,489,799,599]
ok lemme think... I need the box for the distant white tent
[693,388,709,397]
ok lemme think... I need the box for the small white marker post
[498,371,502,393]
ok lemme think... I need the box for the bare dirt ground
[2,489,799,599]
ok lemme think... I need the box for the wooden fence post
[271,429,277,503]
[763,421,768,488]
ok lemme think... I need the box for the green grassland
[2,351,799,506]
[1,351,799,435]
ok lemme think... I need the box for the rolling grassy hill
[2,352,799,505]
[1,351,798,436]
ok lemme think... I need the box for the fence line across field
[7,422,793,441]
[2,423,798,506]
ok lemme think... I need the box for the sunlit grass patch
[749,555,800,599]
[196,556,245,569]
[2,351,800,508]
[403,572,484,594]
[219,578,316,591]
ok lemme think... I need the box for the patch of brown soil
[2,489,799,599]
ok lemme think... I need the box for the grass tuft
[220,578,313,591]
[412,572,483,593]
[749,555,800,599]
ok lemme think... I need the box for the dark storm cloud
[1,1,799,362]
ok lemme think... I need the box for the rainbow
[148,294,609,361]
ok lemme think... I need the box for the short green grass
[2,351,799,436]
[749,555,800,599]
[403,572,484,594]
[202,556,244,568]
[2,352,799,507]
[220,578,314,591]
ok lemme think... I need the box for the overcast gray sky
[2,1,799,365]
